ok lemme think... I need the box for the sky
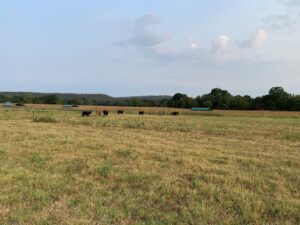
[0,0,299,97]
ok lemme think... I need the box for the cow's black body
[82,111,92,117]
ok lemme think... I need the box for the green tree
[202,100,213,108]
[168,93,195,108]
[210,88,232,109]
[288,95,300,111]
[268,87,290,110]
[229,95,253,110]
[44,95,60,104]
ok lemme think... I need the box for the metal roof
[191,107,212,111]
[3,102,15,106]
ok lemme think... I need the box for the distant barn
[191,107,212,111]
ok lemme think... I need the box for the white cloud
[211,35,230,54]
[119,15,279,65]
[239,29,268,48]
[187,36,198,49]
[253,29,268,47]
[118,14,174,56]
[280,0,300,7]
[238,12,297,49]
[219,35,230,47]
[262,14,297,31]
[150,42,176,55]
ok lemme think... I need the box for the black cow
[103,110,109,116]
[171,112,179,116]
[117,110,124,115]
[82,111,92,117]
[139,111,144,115]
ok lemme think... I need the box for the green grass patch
[115,149,133,158]
[33,116,57,123]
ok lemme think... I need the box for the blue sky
[0,0,299,97]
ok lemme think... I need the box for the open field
[0,106,299,224]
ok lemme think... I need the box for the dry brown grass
[0,106,299,224]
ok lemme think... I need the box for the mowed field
[0,106,299,225]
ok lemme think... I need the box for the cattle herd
[81,110,179,117]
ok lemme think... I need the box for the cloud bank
[118,14,175,56]
[239,29,268,48]
[211,35,230,54]
[119,8,298,67]
[119,14,267,65]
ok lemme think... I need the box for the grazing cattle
[117,110,124,115]
[103,110,109,116]
[171,112,179,116]
[139,111,144,115]
[95,111,101,116]
[82,111,92,117]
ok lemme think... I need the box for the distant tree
[209,88,232,109]
[229,95,253,110]
[288,95,300,111]
[0,95,10,103]
[81,98,90,105]
[23,95,33,103]
[131,98,142,107]
[196,94,213,107]
[159,99,168,107]
[11,96,24,103]
[145,100,157,107]
[44,95,60,104]
[167,93,195,108]
[268,87,290,110]
[66,98,81,105]
[202,100,213,108]
[294,95,300,111]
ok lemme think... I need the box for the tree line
[0,87,299,111]
[166,87,299,111]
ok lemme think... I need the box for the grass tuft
[65,158,88,174]
[93,164,113,178]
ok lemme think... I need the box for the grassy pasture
[0,106,299,225]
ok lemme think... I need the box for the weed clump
[115,149,133,158]
[65,158,88,174]
[94,164,112,178]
